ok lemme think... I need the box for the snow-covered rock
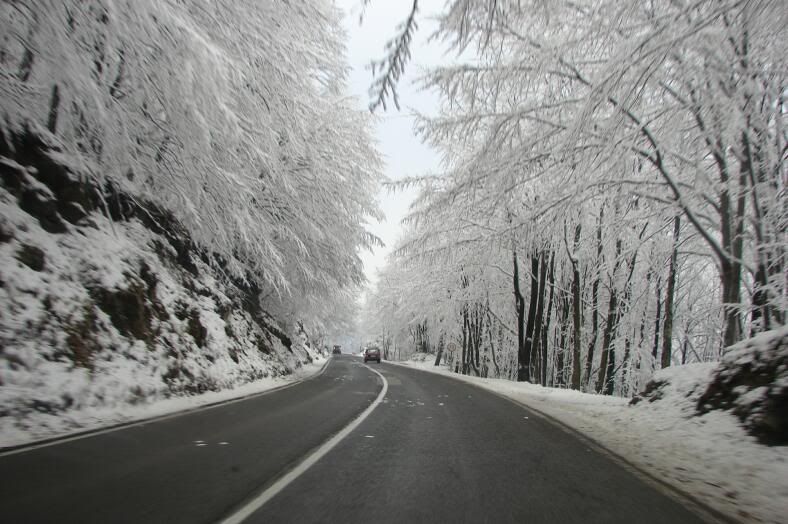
[633,326,788,445]
[697,326,788,445]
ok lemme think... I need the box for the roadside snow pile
[394,329,788,524]
[697,326,788,445]
[408,352,442,365]
[0,129,316,448]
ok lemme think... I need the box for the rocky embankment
[0,127,316,442]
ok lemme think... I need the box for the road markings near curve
[217,364,389,524]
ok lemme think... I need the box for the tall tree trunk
[570,225,582,390]
[485,304,501,378]
[513,250,529,382]
[597,238,622,395]
[468,304,481,375]
[716,131,746,349]
[584,206,604,387]
[652,278,662,365]
[461,305,468,375]
[475,304,482,369]
[521,252,540,382]
[661,216,681,368]
[556,287,570,388]
[532,252,549,385]
[681,335,689,365]
[541,252,556,386]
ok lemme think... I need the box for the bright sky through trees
[336,0,444,287]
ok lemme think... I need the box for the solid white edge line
[218,363,389,524]
[0,358,333,458]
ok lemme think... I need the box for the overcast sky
[335,0,447,293]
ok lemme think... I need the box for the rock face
[697,327,788,446]
[0,127,310,431]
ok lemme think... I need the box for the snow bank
[407,352,441,365]
[395,335,788,524]
[0,131,322,449]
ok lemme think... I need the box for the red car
[363,347,381,363]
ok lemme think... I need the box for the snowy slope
[0,131,321,448]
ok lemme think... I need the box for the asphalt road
[1,356,709,524]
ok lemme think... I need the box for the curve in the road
[246,361,712,524]
[219,364,388,524]
[0,356,383,524]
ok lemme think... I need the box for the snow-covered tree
[0,0,383,328]
[365,0,786,395]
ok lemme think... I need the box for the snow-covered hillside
[0,0,380,448]
[0,129,320,447]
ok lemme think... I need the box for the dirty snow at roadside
[1,359,326,450]
[395,342,788,524]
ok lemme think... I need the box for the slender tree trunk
[599,291,619,396]
[461,305,468,375]
[475,305,481,369]
[541,252,556,386]
[513,250,529,381]
[661,216,681,368]
[521,252,540,382]
[570,226,582,390]
[652,278,662,365]
[584,206,604,387]
[597,238,622,394]
[556,287,570,387]
[532,252,549,385]
[682,335,689,365]
[720,263,742,349]
[723,152,747,348]
[485,305,501,378]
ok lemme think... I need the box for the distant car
[332,345,341,355]
[363,347,381,363]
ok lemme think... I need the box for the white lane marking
[218,365,389,524]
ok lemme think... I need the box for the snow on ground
[0,149,327,451]
[0,359,326,450]
[394,346,788,524]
